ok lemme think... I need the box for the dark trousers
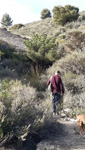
[52,93,61,113]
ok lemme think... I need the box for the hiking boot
[53,112,56,115]
[53,112,59,116]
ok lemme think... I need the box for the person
[47,70,64,115]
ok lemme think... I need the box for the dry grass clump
[65,20,85,31]
[78,25,85,33]
[65,31,85,52]
[9,18,56,37]
[8,18,66,38]
[9,15,85,40]
[56,51,85,75]
[63,91,85,118]
[0,80,37,137]
[63,74,85,104]
[0,58,26,80]
[0,79,36,132]
[0,79,54,142]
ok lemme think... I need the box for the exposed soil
[37,116,85,150]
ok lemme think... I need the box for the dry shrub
[0,80,39,138]
[63,91,85,117]
[56,51,85,75]
[62,31,85,53]
[0,67,18,79]
[0,79,54,142]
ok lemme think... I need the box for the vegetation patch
[10,24,24,30]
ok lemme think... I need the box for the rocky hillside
[0,28,27,53]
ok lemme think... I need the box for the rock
[0,28,27,53]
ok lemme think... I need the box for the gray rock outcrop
[0,28,27,53]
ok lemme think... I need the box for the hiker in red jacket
[47,70,64,115]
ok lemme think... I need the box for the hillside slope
[0,28,27,53]
[9,17,85,38]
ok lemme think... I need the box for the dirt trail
[0,117,85,150]
[37,117,85,150]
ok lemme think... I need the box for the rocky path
[37,117,85,150]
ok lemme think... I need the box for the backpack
[48,76,52,92]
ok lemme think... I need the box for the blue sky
[0,0,85,25]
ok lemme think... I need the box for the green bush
[0,50,4,58]
[10,24,24,30]
[24,34,60,71]
[41,9,51,19]
[0,40,15,59]
[1,13,13,27]
[52,5,79,26]
[82,15,85,20]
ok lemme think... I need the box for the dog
[77,114,85,135]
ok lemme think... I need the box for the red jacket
[47,74,64,94]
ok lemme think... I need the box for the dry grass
[0,79,53,141]
[9,14,85,39]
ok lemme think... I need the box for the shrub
[52,5,79,26]
[0,80,36,137]
[58,51,85,75]
[0,40,15,59]
[24,34,60,71]
[64,74,85,94]
[41,9,52,19]
[82,15,85,20]
[0,79,53,142]
[10,24,24,30]
[0,50,4,58]
[65,31,85,51]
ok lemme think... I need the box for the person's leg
[56,93,61,114]
[52,93,56,114]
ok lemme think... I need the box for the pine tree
[52,5,79,26]
[1,13,13,27]
[24,34,59,69]
[41,9,51,19]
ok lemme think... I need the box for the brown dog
[77,114,85,135]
